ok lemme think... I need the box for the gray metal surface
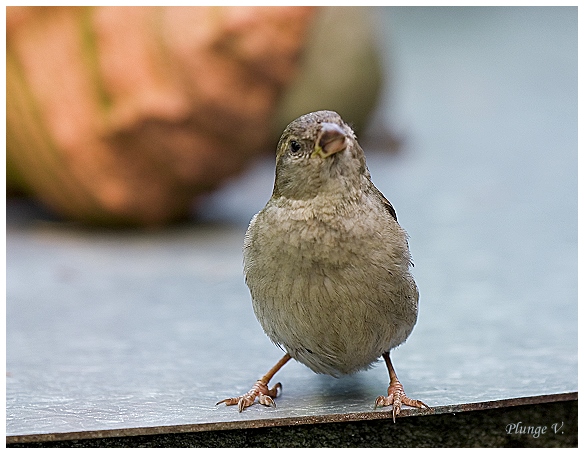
[6,6,577,441]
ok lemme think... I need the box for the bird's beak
[311,123,347,159]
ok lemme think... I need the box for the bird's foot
[374,380,429,423]
[216,379,282,412]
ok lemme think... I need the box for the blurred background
[6,6,577,439]
[6,6,384,226]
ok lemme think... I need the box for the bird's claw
[374,381,429,423]
[216,380,282,412]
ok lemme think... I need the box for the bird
[217,110,428,422]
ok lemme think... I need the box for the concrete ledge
[7,393,577,447]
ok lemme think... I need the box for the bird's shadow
[311,373,382,404]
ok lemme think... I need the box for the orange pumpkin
[7,6,383,226]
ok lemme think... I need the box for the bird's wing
[372,184,398,221]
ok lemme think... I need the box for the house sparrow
[217,110,428,421]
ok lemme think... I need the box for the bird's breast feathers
[243,193,418,375]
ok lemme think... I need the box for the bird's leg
[216,353,291,412]
[374,352,429,422]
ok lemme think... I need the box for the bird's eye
[289,140,301,153]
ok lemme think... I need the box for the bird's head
[273,110,368,200]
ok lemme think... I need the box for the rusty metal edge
[6,391,578,445]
